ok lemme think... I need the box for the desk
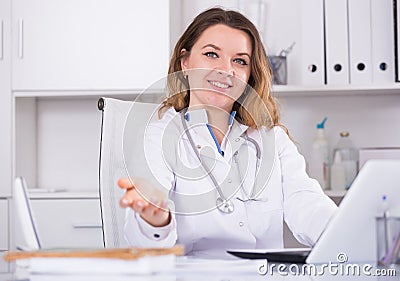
[1,257,399,281]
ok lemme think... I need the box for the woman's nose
[216,59,234,77]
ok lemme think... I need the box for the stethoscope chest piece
[216,197,234,214]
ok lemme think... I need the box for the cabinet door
[0,252,9,273]
[12,0,170,91]
[0,201,7,272]
[0,0,12,197]
[0,200,8,251]
[30,199,103,248]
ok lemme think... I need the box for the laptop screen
[14,177,42,250]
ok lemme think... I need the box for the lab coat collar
[222,120,248,162]
[182,108,248,164]
[183,109,208,126]
[183,109,237,127]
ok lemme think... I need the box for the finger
[119,187,138,206]
[120,188,148,208]
[131,200,147,213]
[152,205,167,218]
[150,197,169,211]
[141,203,157,217]
[118,178,135,190]
[143,200,168,218]
[140,202,170,227]
[154,200,169,214]
[121,197,149,210]
[152,202,170,223]
[160,200,169,210]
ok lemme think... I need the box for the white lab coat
[124,108,337,258]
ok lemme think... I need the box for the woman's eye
[204,52,218,58]
[234,58,248,66]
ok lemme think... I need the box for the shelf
[13,89,165,99]
[273,84,400,97]
[28,191,100,199]
[12,84,400,98]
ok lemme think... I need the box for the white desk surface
[1,257,399,281]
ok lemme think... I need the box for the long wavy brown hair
[160,7,286,132]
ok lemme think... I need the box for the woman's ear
[180,48,189,72]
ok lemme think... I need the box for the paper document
[16,255,176,275]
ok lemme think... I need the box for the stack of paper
[5,246,183,276]
[16,255,176,275]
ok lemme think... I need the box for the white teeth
[209,80,230,89]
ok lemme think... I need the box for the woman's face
[181,24,252,112]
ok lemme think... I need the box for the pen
[390,231,400,264]
[380,228,400,265]
[382,195,389,254]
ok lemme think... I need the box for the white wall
[36,97,101,191]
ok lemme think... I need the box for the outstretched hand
[118,178,171,227]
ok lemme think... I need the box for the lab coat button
[227,178,232,183]
[235,138,240,142]
[196,145,201,149]
[239,222,244,227]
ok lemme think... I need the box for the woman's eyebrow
[202,44,221,50]
[202,44,251,59]
[236,52,251,59]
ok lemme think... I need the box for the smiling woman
[180,24,252,114]
[118,7,338,258]
[164,8,279,130]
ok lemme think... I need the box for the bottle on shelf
[308,117,330,190]
[330,149,346,190]
[331,131,359,189]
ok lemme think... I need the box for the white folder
[396,0,400,82]
[370,0,395,83]
[300,0,325,85]
[347,0,373,84]
[324,0,350,85]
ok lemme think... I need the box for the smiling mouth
[208,80,232,89]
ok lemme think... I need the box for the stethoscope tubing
[180,111,261,213]
[180,111,227,202]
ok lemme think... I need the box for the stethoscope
[181,111,261,214]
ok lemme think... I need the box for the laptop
[14,177,42,251]
[227,159,400,264]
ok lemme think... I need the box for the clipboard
[3,245,184,262]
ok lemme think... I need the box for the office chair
[98,97,159,248]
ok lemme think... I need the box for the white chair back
[98,97,159,248]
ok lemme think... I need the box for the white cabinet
[0,0,12,197]
[0,200,8,251]
[30,197,103,248]
[11,0,170,91]
[0,200,8,272]
[0,253,8,273]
